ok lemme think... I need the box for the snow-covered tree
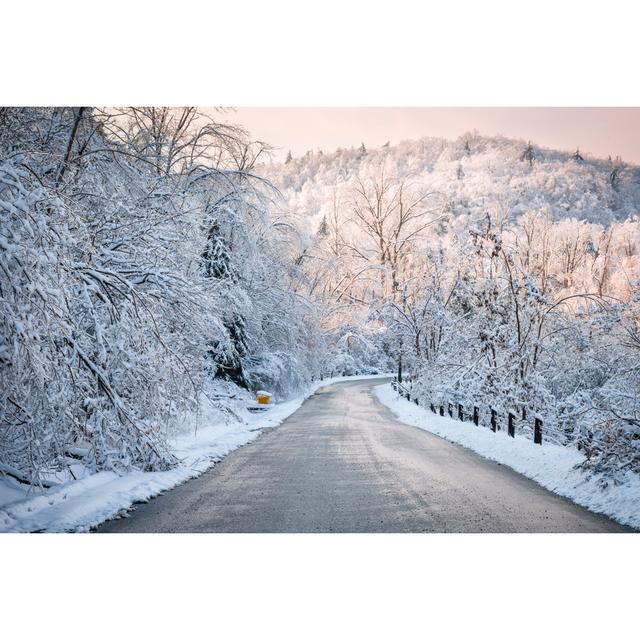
[0,107,325,484]
[521,141,535,167]
[259,132,640,482]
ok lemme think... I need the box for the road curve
[98,379,632,533]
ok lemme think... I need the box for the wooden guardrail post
[439,405,444,416]
[430,403,436,413]
[508,412,515,438]
[534,418,543,445]
[458,404,464,421]
[490,408,497,432]
[448,403,453,417]
[473,406,479,426]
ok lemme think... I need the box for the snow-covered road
[98,379,632,533]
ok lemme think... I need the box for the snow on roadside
[0,374,391,533]
[374,383,640,531]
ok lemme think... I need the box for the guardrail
[391,378,543,445]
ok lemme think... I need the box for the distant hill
[261,134,640,230]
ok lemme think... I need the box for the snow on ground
[374,382,640,530]
[0,374,391,533]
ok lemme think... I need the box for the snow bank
[0,374,390,533]
[374,383,640,530]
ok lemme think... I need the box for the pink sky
[223,107,640,164]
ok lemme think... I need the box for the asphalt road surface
[98,378,631,533]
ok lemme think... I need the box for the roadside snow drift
[374,383,640,530]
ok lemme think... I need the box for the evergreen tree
[285,149,292,164]
[215,314,249,388]
[201,221,249,388]
[201,221,234,279]
[521,141,535,167]
[610,165,621,188]
[317,215,329,237]
[573,147,584,163]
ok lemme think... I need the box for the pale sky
[223,108,640,164]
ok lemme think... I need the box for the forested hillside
[263,134,640,481]
[273,134,640,226]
